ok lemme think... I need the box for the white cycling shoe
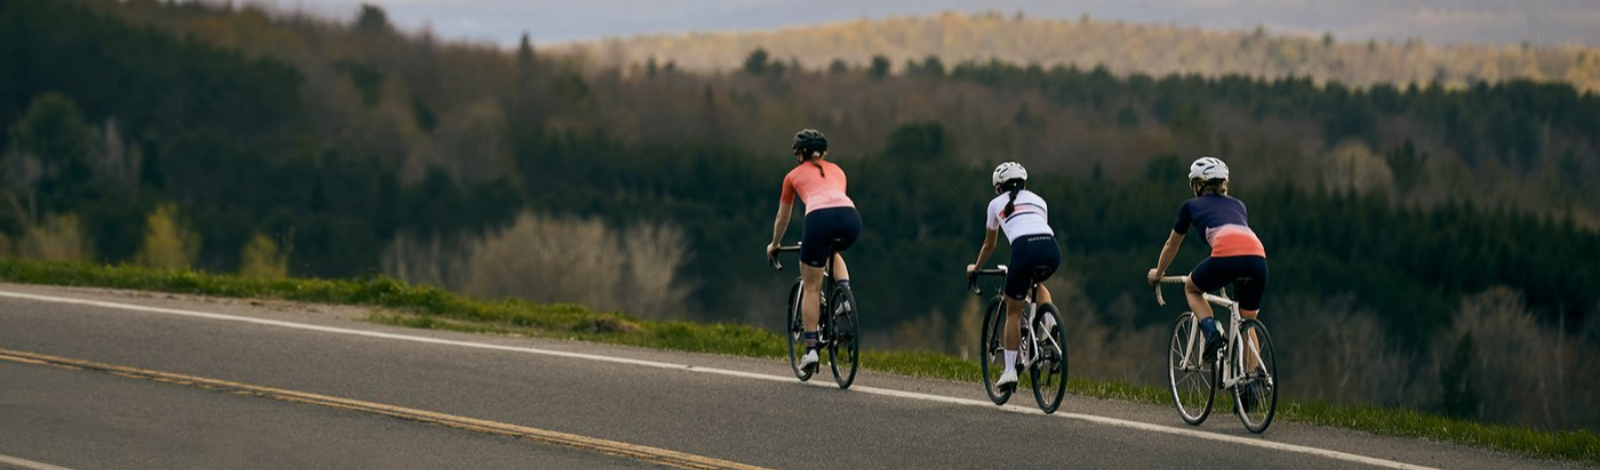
[799,350,819,372]
[996,368,1018,390]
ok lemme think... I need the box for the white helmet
[1188,157,1229,180]
[992,162,1028,188]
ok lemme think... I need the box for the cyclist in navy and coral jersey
[1146,157,1269,369]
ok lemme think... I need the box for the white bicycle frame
[986,265,1058,370]
[1156,275,1270,391]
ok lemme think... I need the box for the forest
[2,0,1597,430]
[569,11,1600,93]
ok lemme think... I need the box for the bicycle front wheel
[784,280,813,382]
[1234,319,1278,433]
[1030,304,1068,414]
[1168,312,1215,425]
[978,296,1012,405]
[827,284,860,390]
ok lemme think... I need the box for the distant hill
[562,11,1600,92]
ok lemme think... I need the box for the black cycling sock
[1199,317,1219,339]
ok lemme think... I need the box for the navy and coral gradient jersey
[1173,194,1267,258]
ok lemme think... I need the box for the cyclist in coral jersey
[766,129,862,374]
[1147,157,1269,372]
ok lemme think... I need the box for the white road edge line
[0,454,77,470]
[1,289,1440,470]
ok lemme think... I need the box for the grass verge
[1,258,1593,465]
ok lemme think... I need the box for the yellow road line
[0,348,773,470]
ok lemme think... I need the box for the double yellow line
[0,348,773,470]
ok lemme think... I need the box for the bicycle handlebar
[1153,275,1187,307]
[967,266,1008,296]
[768,245,802,270]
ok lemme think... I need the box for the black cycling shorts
[1190,255,1269,312]
[1005,234,1061,300]
[800,207,861,268]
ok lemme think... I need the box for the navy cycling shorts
[800,207,861,268]
[1190,255,1269,312]
[1005,234,1061,300]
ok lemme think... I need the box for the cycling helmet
[792,129,828,156]
[1188,157,1229,180]
[992,162,1028,188]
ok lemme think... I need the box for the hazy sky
[270,0,1600,48]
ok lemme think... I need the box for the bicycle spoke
[1168,312,1214,425]
[784,281,812,382]
[1234,319,1278,434]
[1030,305,1068,414]
[827,285,860,389]
[979,297,1012,406]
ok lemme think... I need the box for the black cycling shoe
[1238,382,1258,413]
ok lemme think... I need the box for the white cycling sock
[1003,350,1018,372]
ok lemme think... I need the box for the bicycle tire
[828,284,860,389]
[1030,304,1068,414]
[1168,312,1215,425]
[784,279,813,382]
[1233,319,1278,433]
[978,296,1012,405]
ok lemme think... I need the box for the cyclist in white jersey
[966,162,1062,390]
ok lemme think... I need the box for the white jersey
[986,189,1054,243]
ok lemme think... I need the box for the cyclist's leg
[798,210,844,355]
[1242,310,1262,372]
[1032,240,1061,306]
[1189,256,1240,321]
[831,252,850,282]
[799,263,825,347]
[1234,257,1269,371]
[827,208,861,284]
[1003,296,1025,350]
[1002,235,1054,372]
[1188,257,1230,357]
[1183,277,1213,321]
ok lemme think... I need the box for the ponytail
[811,157,826,178]
[1192,178,1227,196]
[999,180,1023,217]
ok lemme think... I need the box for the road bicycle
[771,245,860,389]
[1154,275,1278,433]
[969,265,1068,413]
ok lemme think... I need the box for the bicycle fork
[1179,315,1202,371]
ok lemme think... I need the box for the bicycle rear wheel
[978,297,1012,405]
[827,284,860,389]
[1233,319,1278,433]
[784,280,813,382]
[1168,312,1215,425]
[1030,304,1068,414]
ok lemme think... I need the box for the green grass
[2,258,1594,465]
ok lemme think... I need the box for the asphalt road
[0,283,1585,470]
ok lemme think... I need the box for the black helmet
[792,129,828,156]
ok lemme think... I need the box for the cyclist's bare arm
[768,202,793,256]
[968,228,1000,276]
[1149,230,1185,283]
